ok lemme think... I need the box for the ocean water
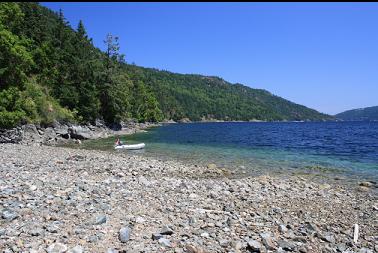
[81,122,378,182]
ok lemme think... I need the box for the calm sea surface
[81,122,378,182]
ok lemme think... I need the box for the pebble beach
[0,143,377,253]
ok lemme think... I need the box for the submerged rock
[359,181,375,187]
[207,163,217,169]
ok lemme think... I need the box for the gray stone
[321,233,335,244]
[189,217,196,225]
[158,238,171,247]
[55,124,69,136]
[277,240,296,251]
[246,239,262,252]
[119,226,131,243]
[219,239,229,247]
[87,235,99,243]
[29,227,43,236]
[69,126,93,140]
[135,216,145,223]
[68,246,83,253]
[1,188,15,196]
[260,233,276,250]
[298,246,308,253]
[46,222,60,233]
[152,233,163,240]
[358,248,373,253]
[279,224,288,233]
[93,215,107,225]
[138,176,151,186]
[23,124,39,136]
[305,222,320,233]
[160,225,174,235]
[1,209,18,221]
[336,243,347,252]
[201,232,209,238]
[29,185,37,191]
[46,243,68,253]
[44,127,57,141]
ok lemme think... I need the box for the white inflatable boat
[114,143,145,150]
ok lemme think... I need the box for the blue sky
[41,2,378,115]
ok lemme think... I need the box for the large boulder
[179,118,191,123]
[22,124,43,144]
[68,125,93,140]
[43,127,57,143]
[54,124,69,138]
[0,127,23,143]
[95,118,106,128]
[108,122,122,131]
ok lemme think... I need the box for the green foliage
[0,2,332,130]
[0,79,76,128]
[0,2,24,32]
[0,3,33,89]
[21,79,76,125]
[0,110,25,129]
[131,81,163,122]
[0,87,25,128]
[99,34,132,124]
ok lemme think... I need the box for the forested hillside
[0,2,332,129]
[335,106,378,121]
[124,65,332,121]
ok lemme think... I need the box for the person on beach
[115,138,123,146]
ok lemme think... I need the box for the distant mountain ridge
[335,106,378,121]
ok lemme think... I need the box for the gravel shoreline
[0,144,377,253]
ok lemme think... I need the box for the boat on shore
[114,143,145,150]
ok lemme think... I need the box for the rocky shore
[0,121,160,146]
[0,144,377,253]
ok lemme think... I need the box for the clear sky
[41,2,378,115]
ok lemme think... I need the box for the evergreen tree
[99,33,131,124]
[51,9,79,110]
[71,20,101,123]
[131,80,162,122]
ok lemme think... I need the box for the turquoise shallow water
[80,122,378,182]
